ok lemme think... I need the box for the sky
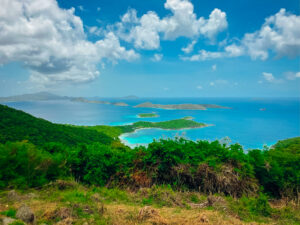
[0,0,299,97]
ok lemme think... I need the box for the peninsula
[134,102,230,110]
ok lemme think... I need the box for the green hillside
[0,104,299,224]
[0,104,112,146]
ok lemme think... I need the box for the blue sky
[0,0,299,97]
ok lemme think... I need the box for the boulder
[16,204,35,223]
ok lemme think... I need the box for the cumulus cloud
[151,53,163,62]
[0,0,139,85]
[184,9,300,61]
[242,9,300,60]
[113,0,228,50]
[87,26,104,36]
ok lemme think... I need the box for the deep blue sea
[4,97,300,150]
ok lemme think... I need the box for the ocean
[3,97,300,150]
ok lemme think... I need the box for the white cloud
[113,0,228,50]
[87,26,104,36]
[209,82,215,86]
[183,9,300,61]
[262,72,283,84]
[212,64,217,71]
[151,53,163,62]
[129,12,162,49]
[224,44,245,57]
[262,72,275,82]
[0,0,139,85]
[242,9,300,60]
[97,7,101,12]
[181,40,197,54]
[181,50,224,61]
[196,85,203,89]
[285,71,300,80]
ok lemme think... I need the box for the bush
[0,141,67,188]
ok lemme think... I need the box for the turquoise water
[3,97,300,149]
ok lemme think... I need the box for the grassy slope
[1,184,299,225]
[0,104,112,146]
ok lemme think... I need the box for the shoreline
[118,124,213,147]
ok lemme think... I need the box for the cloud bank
[0,0,138,85]
[183,9,300,61]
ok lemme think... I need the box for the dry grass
[0,187,297,225]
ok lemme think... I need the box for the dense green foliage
[0,104,299,202]
[111,117,207,135]
[0,104,112,146]
[0,141,67,188]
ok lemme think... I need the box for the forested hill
[0,104,112,146]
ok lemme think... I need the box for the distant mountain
[0,92,70,102]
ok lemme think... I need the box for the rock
[7,190,21,201]
[138,206,159,221]
[16,204,35,224]
[1,217,16,225]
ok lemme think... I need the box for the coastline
[118,124,213,147]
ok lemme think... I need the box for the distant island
[0,92,70,102]
[134,102,230,110]
[71,97,128,106]
[137,113,159,118]
[0,92,129,107]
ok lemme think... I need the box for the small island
[137,113,159,118]
[116,117,209,135]
[134,102,229,110]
